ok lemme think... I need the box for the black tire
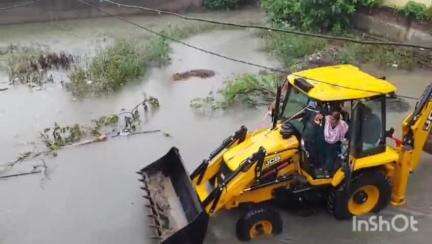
[236,206,283,241]
[327,171,391,220]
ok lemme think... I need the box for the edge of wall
[0,0,203,25]
[353,8,432,46]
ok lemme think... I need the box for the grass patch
[68,39,152,97]
[259,31,327,68]
[259,30,425,71]
[67,23,238,97]
[335,44,418,69]
[191,73,282,110]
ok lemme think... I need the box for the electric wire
[103,0,432,50]
[0,0,40,11]
[77,0,422,101]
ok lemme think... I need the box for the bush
[335,43,416,69]
[203,0,242,10]
[191,73,282,110]
[426,7,432,20]
[89,40,145,91]
[400,1,428,21]
[261,0,382,31]
[359,0,383,8]
[68,40,147,97]
[144,36,171,66]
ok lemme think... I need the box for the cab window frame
[350,95,387,158]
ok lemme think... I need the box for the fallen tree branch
[0,170,41,179]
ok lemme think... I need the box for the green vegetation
[400,1,430,21]
[335,44,417,69]
[191,73,282,110]
[203,0,242,10]
[259,31,327,67]
[68,40,152,97]
[4,46,73,86]
[426,7,432,20]
[7,48,45,85]
[39,97,160,151]
[259,29,422,71]
[68,24,237,97]
[40,123,85,151]
[261,0,382,31]
[144,36,171,66]
[91,114,120,136]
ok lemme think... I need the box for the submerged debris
[0,159,50,181]
[40,123,84,151]
[190,73,282,111]
[39,97,161,151]
[172,69,215,81]
[0,168,41,179]
[6,47,74,87]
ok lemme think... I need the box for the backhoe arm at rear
[392,83,432,206]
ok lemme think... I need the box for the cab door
[351,96,386,158]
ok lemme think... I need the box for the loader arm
[391,83,432,206]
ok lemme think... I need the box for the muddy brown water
[1,10,432,244]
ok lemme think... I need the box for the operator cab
[276,65,395,180]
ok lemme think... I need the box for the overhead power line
[77,0,286,73]
[77,0,419,101]
[0,0,39,11]
[102,0,432,51]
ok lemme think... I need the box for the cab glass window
[351,97,386,157]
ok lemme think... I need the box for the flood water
[1,10,432,244]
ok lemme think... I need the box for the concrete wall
[353,11,432,45]
[0,0,203,25]
[383,0,432,8]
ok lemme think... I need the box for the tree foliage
[261,0,382,32]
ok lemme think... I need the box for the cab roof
[287,65,397,101]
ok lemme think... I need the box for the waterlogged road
[1,10,432,244]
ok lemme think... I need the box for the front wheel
[236,206,283,241]
[327,171,392,219]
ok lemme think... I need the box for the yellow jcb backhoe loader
[137,65,432,243]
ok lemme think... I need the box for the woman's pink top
[324,115,349,144]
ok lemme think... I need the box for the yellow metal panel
[331,169,346,187]
[224,178,293,209]
[287,65,397,101]
[353,147,400,170]
[223,128,299,171]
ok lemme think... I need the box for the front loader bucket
[137,147,209,244]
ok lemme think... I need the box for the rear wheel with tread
[327,171,391,219]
